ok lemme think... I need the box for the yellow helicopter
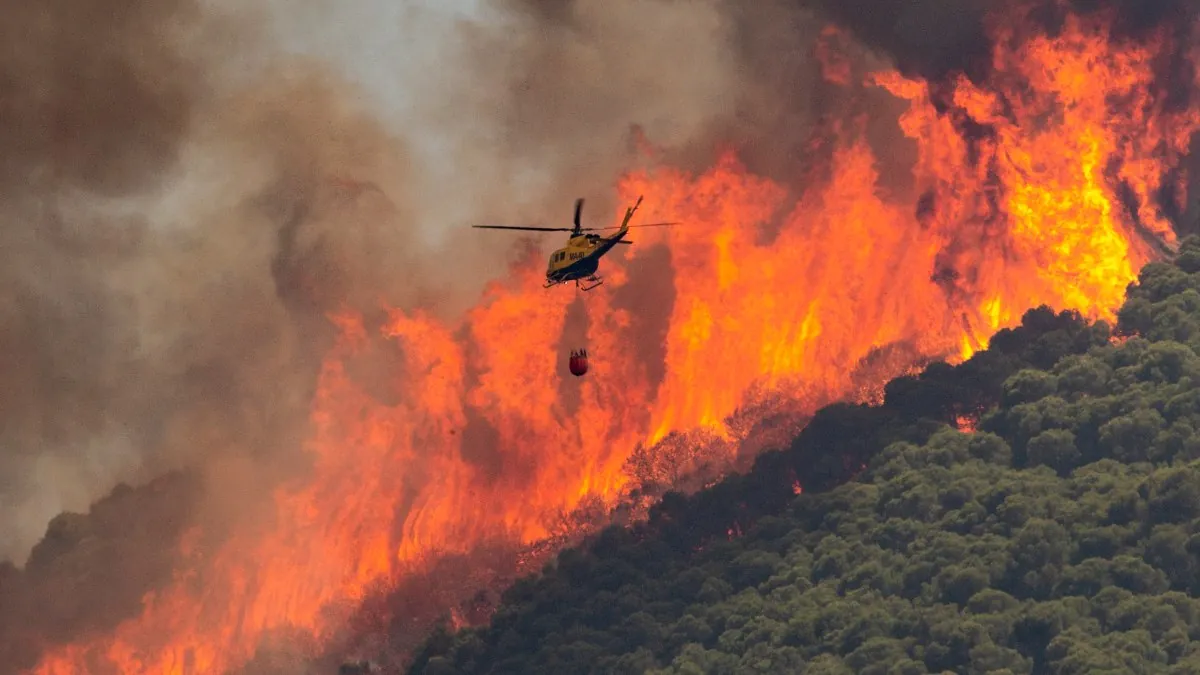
[473,195,676,290]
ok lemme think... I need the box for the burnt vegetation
[405,236,1200,674]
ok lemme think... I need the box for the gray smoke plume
[0,0,816,563]
[0,0,448,565]
[0,0,221,563]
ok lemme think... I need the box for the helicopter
[472,195,676,291]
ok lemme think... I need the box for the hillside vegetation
[404,236,1200,675]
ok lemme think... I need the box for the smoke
[0,0,439,565]
[0,0,806,559]
[0,0,934,582]
[779,0,992,81]
[782,0,1200,81]
[0,0,218,563]
[412,0,751,223]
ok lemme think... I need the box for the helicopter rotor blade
[588,221,680,230]
[472,225,575,232]
[574,198,584,229]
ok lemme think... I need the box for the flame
[27,3,1200,673]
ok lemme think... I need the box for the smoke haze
[0,0,832,566]
[0,0,219,562]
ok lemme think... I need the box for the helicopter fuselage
[545,232,624,286]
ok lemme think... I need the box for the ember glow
[28,3,1200,673]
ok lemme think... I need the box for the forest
[402,235,1200,674]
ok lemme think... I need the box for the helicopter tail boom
[618,195,643,234]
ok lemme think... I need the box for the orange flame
[27,4,1200,674]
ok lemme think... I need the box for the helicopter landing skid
[577,276,604,291]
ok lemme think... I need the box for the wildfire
[27,2,1200,673]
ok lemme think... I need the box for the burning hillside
[8,0,1200,672]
